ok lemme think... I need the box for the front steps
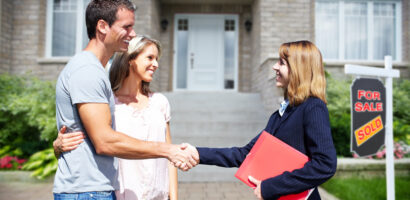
[163,92,269,181]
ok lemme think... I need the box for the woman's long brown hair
[278,40,327,105]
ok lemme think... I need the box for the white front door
[174,14,238,91]
[187,15,224,90]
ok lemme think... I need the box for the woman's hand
[249,176,263,200]
[53,126,85,157]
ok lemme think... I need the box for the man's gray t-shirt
[53,51,118,193]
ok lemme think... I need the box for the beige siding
[0,0,13,73]
[8,0,53,79]
[250,0,315,110]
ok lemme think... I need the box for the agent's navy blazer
[197,97,337,200]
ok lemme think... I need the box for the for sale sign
[351,78,386,157]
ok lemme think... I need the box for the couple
[53,1,197,200]
[54,1,337,200]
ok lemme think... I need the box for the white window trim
[318,0,402,62]
[76,0,85,55]
[45,0,86,58]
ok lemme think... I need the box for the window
[46,0,90,57]
[224,19,236,89]
[175,19,189,89]
[315,0,401,61]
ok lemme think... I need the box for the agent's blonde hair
[109,35,161,95]
[279,40,327,105]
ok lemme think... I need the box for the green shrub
[0,74,56,158]
[21,148,57,179]
[393,79,410,144]
[326,77,352,157]
[326,76,410,157]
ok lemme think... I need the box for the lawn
[321,176,410,200]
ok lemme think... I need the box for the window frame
[315,0,402,62]
[45,0,87,58]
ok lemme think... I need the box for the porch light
[245,19,252,32]
[161,19,169,31]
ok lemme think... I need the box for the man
[53,1,198,199]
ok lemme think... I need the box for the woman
[197,40,337,199]
[53,35,178,200]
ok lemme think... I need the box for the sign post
[345,56,400,200]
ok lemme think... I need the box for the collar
[279,99,289,117]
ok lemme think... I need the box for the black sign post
[351,78,386,157]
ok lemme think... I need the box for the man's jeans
[54,191,116,200]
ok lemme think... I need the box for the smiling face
[105,8,136,52]
[272,58,290,88]
[129,43,159,83]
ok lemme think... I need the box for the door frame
[172,14,239,91]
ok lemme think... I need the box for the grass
[321,176,410,200]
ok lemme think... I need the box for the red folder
[235,131,312,200]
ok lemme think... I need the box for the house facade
[0,0,409,112]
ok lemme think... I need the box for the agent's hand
[179,143,199,171]
[167,143,192,171]
[168,143,199,171]
[53,126,85,157]
[249,176,263,200]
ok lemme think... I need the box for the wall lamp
[245,19,252,32]
[161,19,169,31]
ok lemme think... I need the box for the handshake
[167,143,199,171]
[53,127,200,171]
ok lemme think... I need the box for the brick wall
[38,0,46,60]
[250,0,261,93]
[257,58,283,113]
[131,0,162,91]
[251,0,315,111]
[150,0,162,92]
[10,0,46,78]
[132,0,161,38]
[239,7,253,92]
[158,5,172,92]
[132,0,153,35]
[258,0,314,65]
[0,1,13,73]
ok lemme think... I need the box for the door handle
[190,53,194,69]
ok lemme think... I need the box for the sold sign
[351,78,386,157]
[355,115,384,146]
